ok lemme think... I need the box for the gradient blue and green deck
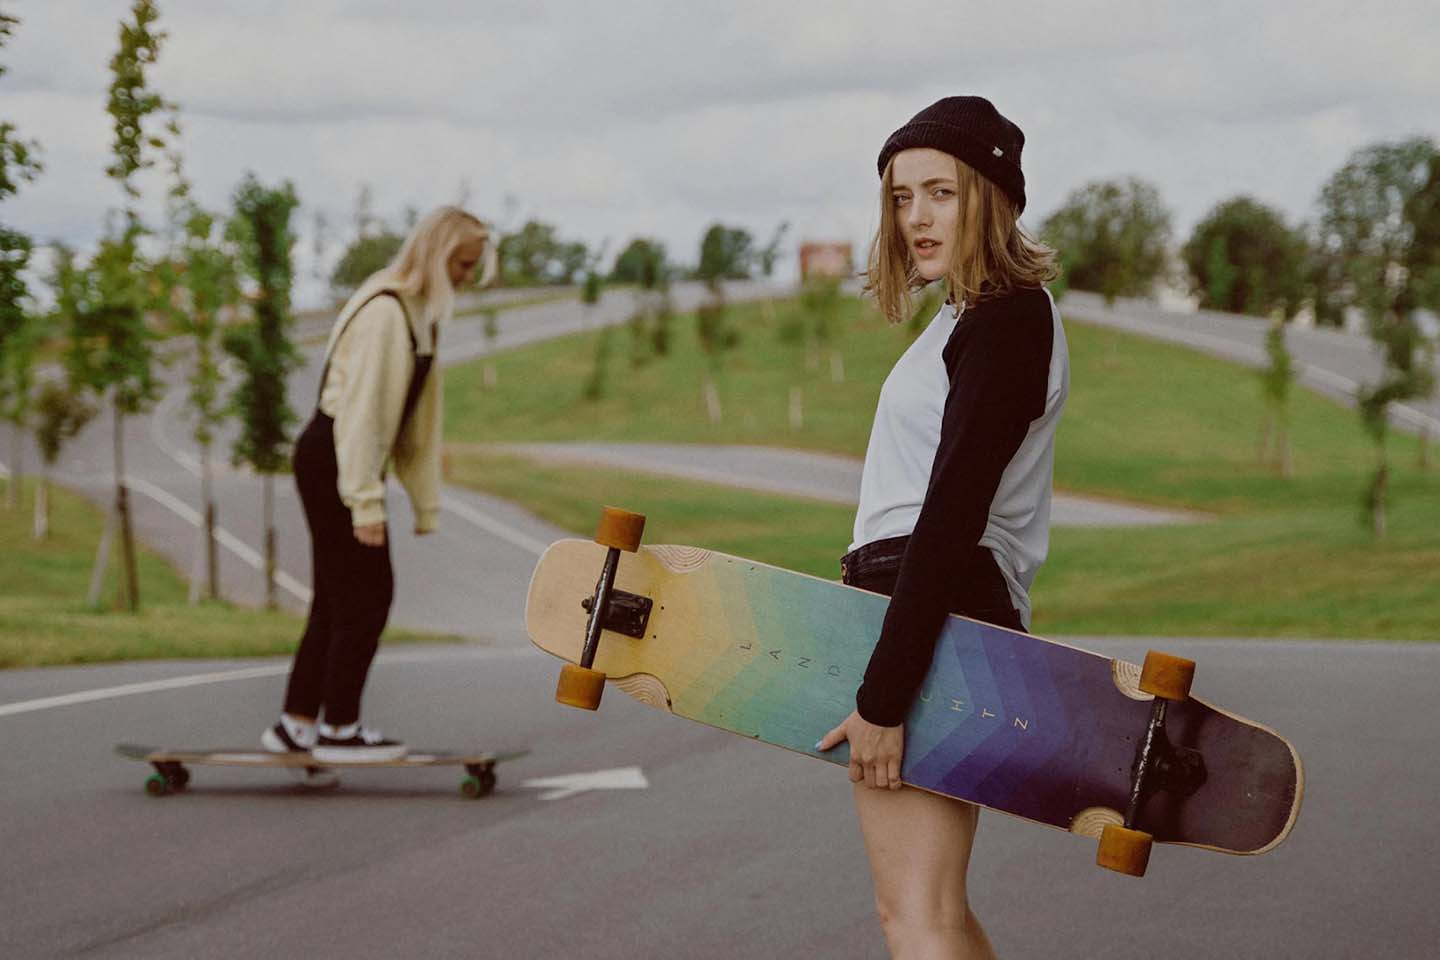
[527,541,1301,853]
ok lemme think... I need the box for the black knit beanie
[877,96,1026,214]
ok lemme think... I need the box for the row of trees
[1043,141,1439,535]
[0,2,303,608]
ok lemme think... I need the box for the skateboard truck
[1097,651,1205,878]
[555,507,648,711]
[581,589,653,638]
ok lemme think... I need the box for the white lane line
[121,473,313,605]
[440,493,550,556]
[0,647,537,719]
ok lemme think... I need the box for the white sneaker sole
[311,744,408,764]
[261,727,315,754]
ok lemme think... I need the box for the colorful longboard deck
[525,538,1302,866]
[115,743,528,798]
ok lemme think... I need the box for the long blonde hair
[377,206,496,326]
[865,157,1057,325]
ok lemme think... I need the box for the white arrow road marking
[520,766,649,801]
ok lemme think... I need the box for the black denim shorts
[840,534,1023,630]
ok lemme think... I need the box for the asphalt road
[3,287,1437,958]
[3,639,1437,959]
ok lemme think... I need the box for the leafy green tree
[0,7,43,511]
[1182,197,1308,318]
[611,237,667,287]
[1405,153,1440,319]
[1313,137,1439,535]
[61,0,172,610]
[31,380,95,540]
[757,222,790,277]
[696,223,755,289]
[224,173,301,609]
[330,230,403,293]
[498,219,587,286]
[155,114,241,601]
[1041,177,1173,304]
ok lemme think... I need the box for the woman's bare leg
[853,784,997,959]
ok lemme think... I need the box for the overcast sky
[3,0,1439,305]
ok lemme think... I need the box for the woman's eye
[932,188,954,199]
[893,194,911,207]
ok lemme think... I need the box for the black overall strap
[315,291,419,408]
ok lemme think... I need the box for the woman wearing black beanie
[818,96,1070,957]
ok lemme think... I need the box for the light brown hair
[865,157,1057,325]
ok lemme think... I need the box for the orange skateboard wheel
[595,507,646,552]
[1097,824,1153,877]
[1138,651,1195,701]
[556,663,606,710]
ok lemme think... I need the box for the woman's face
[448,236,489,289]
[890,147,975,282]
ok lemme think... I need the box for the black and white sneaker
[261,718,316,754]
[312,725,407,763]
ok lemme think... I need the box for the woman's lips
[914,238,941,258]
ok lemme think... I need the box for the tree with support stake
[60,0,171,610]
[154,112,241,603]
[224,173,301,610]
[1312,136,1440,536]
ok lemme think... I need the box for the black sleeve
[855,289,1054,726]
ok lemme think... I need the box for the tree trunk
[6,423,20,511]
[789,386,803,430]
[114,404,140,611]
[1371,459,1389,539]
[264,475,277,611]
[34,471,49,541]
[204,443,219,601]
[703,377,722,425]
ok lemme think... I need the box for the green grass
[0,477,463,668]
[441,295,1440,641]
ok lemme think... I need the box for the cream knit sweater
[316,281,443,533]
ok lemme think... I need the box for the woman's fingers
[815,722,848,753]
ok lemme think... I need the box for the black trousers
[840,535,1024,631]
[282,413,394,727]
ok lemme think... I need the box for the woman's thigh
[852,782,981,921]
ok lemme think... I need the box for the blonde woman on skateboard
[819,97,1070,958]
[261,206,495,764]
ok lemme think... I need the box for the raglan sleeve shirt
[855,289,1055,727]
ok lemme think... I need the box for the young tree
[756,221,791,278]
[31,379,95,540]
[156,114,241,602]
[0,7,44,511]
[63,0,172,610]
[1259,320,1295,476]
[696,223,755,287]
[225,173,301,609]
[1313,137,1439,535]
[498,219,587,286]
[1041,177,1173,304]
[1182,197,1308,318]
[330,229,403,293]
[610,237,666,286]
